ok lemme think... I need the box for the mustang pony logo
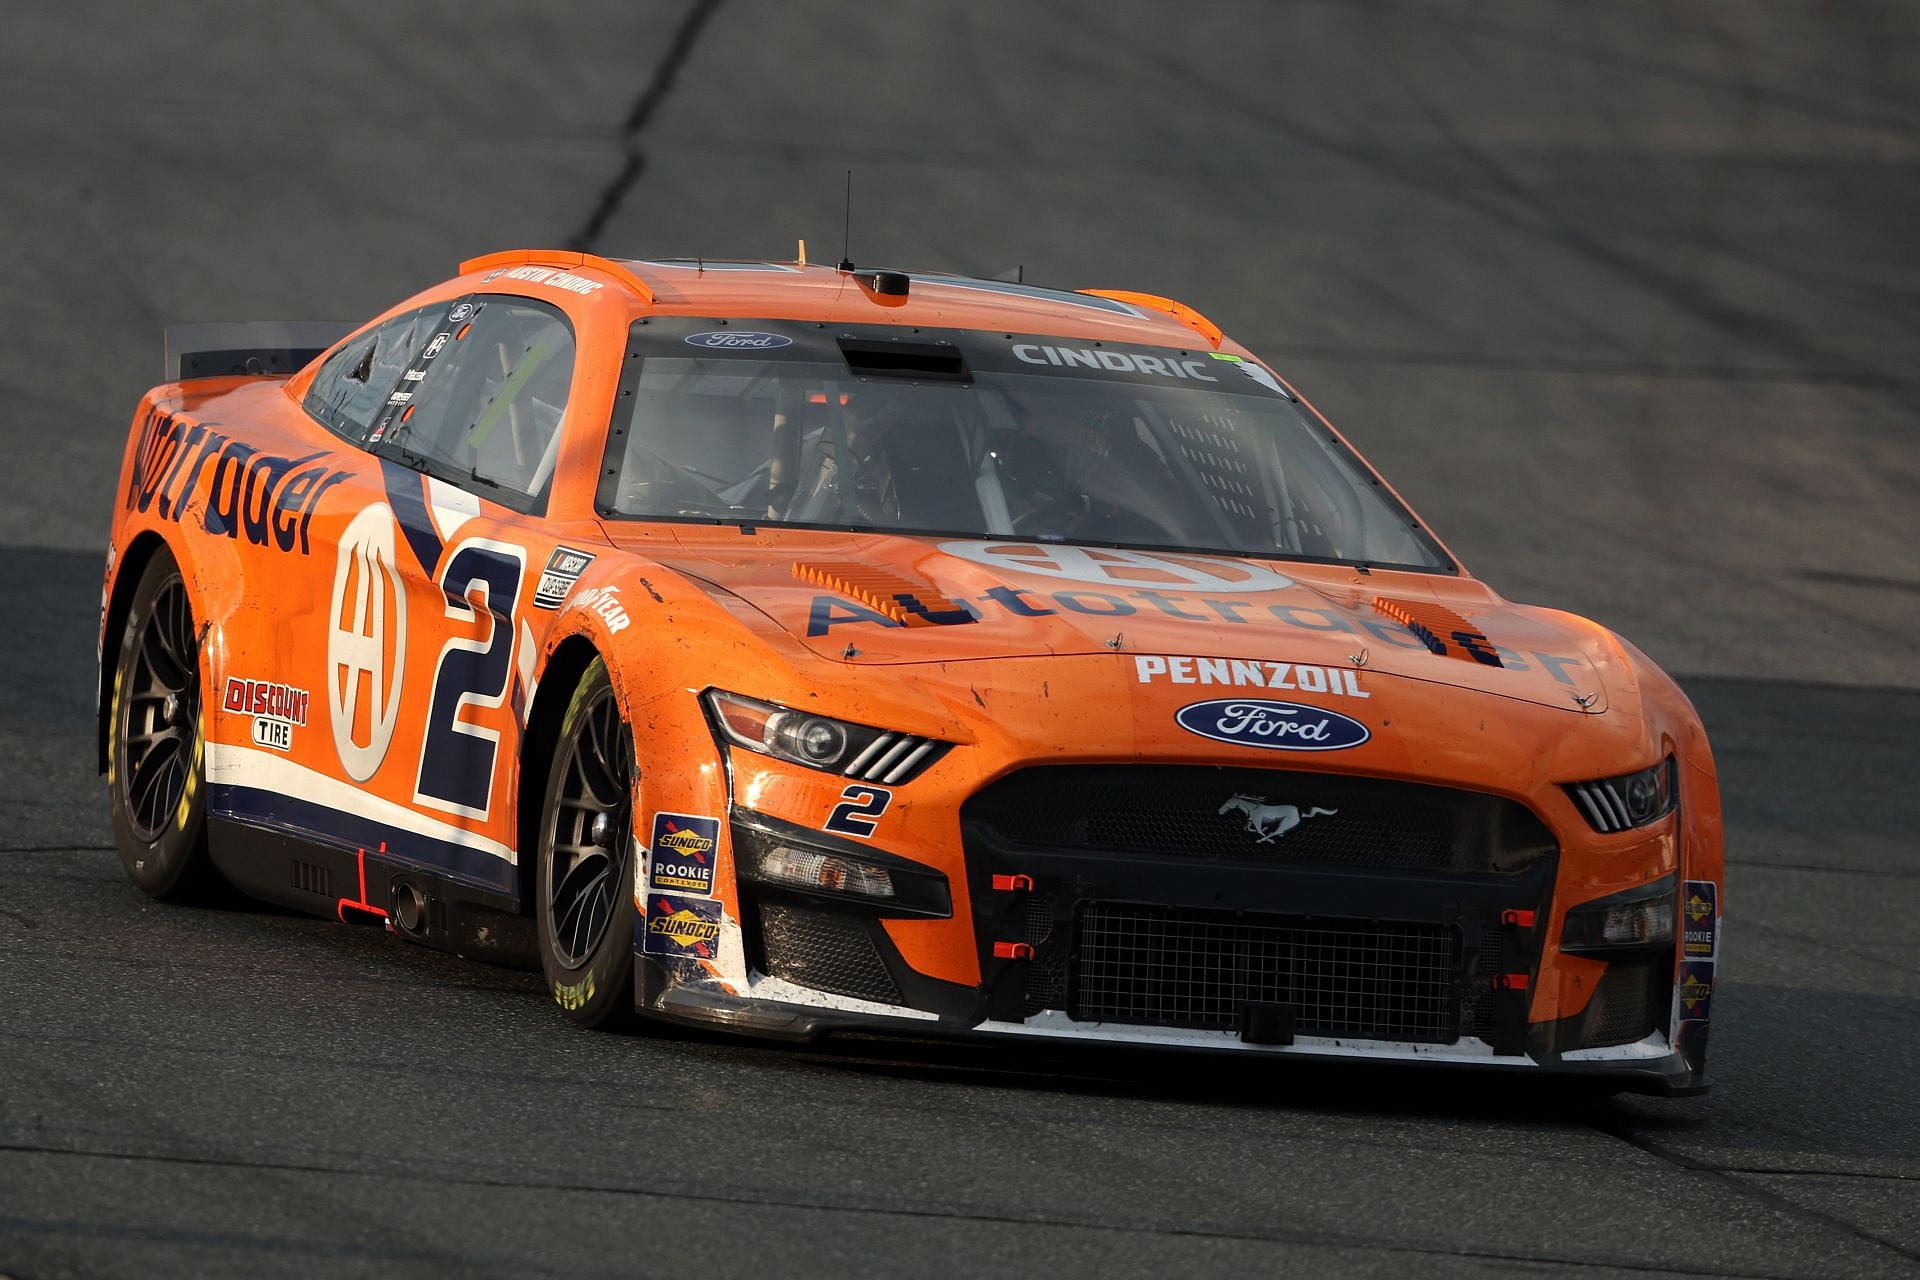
[1218,794,1336,842]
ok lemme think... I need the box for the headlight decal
[1566,757,1676,833]
[704,689,950,784]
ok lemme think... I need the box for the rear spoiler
[164,321,357,382]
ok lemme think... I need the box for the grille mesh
[1072,903,1460,1041]
[1582,960,1658,1048]
[968,766,1555,875]
[757,900,902,1006]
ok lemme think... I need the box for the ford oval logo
[685,331,793,350]
[1174,699,1371,752]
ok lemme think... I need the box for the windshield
[598,321,1449,571]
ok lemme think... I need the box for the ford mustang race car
[100,249,1722,1094]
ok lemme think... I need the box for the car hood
[619,531,1620,714]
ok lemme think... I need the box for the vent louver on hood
[791,561,977,626]
[1372,597,1503,668]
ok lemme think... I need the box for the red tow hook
[337,843,391,925]
[993,941,1034,960]
[991,874,1034,893]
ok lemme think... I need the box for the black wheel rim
[546,687,634,967]
[122,576,198,844]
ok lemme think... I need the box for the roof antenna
[837,169,855,271]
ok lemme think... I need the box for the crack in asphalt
[564,0,724,252]
[0,1142,1840,1279]
[1591,1121,1920,1266]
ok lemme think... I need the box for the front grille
[756,900,902,1006]
[1071,902,1460,1041]
[967,766,1555,875]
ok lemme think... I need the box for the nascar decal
[1136,655,1367,698]
[533,547,596,609]
[327,504,408,782]
[223,677,309,753]
[644,894,722,959]
[649,813,718,895]
[1683,881,1719,959]
[123,408,348,554]
[1175,699,1371,751]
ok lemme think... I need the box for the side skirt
[207,815,537,968]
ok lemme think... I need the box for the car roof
[460,250,1234,351]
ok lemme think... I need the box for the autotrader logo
[685,331,794,350]
[328,503,408,781]
[937,542,1296,592]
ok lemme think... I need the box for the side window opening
[302,309,430,443]
[370,296,576,511]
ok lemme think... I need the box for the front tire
[108,547,218,901]
[536,658,640,1028]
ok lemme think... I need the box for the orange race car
[99,250,1723,1094]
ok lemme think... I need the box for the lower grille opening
[1579,956,1662,1049]
[757,899,902,1006]
[1071,902,1460,1042]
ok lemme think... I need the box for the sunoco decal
[1174,699,1371,752]
[1683,880,1718,959]
[649,813,718,895]
[685,331,794,351]
[1679,962,1714,1023]
[644,894,722,959]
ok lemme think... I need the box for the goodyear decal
[649,813,718,895]
[644,894,722,959]
[1682,880,1718,959]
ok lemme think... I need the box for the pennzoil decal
[649,813,718,895]
[645,894,722,959]
[1136,655,1367,698]
[1683,880,1718,959]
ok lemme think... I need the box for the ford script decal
[1174,699,1371,752]
[685,331,794,350]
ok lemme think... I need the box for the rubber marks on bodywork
[328,504,409,782]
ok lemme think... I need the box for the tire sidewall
[535,657,639,1027]
[108,547,211,898]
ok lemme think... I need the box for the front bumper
[634,783,1708,1096]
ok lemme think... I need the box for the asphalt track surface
[1,4,1916,1277]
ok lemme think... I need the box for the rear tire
[535,658,639,1029]
[108,547,219,901]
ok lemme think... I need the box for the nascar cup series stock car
[101,248,1722,1095]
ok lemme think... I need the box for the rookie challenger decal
[1683,880,1718,959]
[649,813,718,895]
